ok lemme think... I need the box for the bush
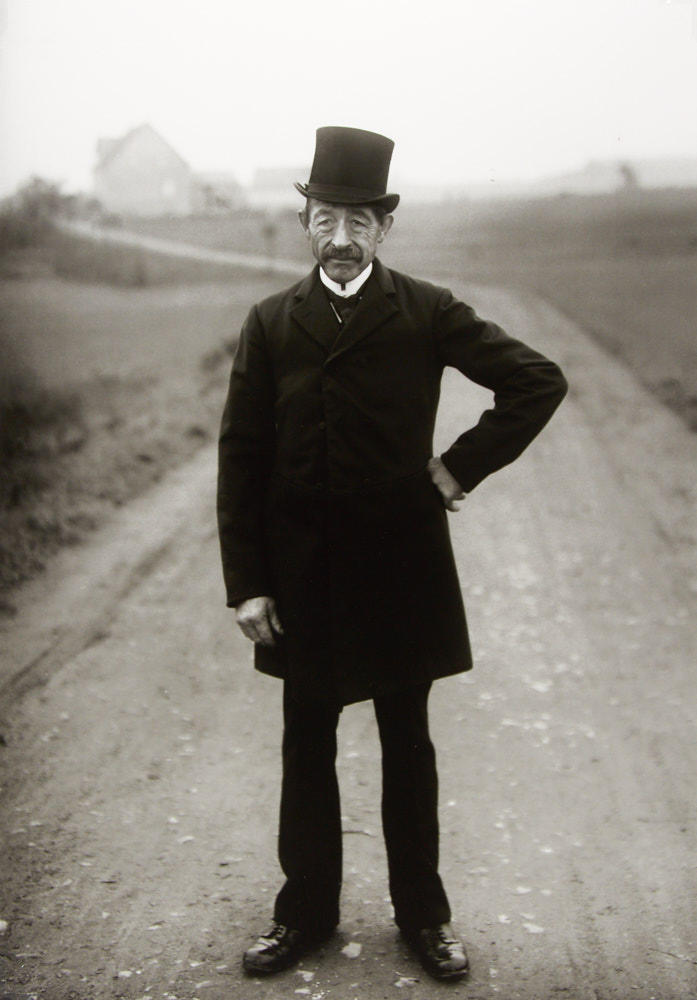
[0,366,88,591]
[0,176,74,255]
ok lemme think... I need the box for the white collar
[319,262,373,297]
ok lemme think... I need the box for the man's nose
[332,217,351,247]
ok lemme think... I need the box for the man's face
[299,199,393,283]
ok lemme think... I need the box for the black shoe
[403,923,470,980]
[242,922,330,976]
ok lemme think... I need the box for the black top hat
[295,126,400,213]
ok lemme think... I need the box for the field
[128,188,697,426]
[0,263,281,598]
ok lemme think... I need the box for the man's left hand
[427,457,466,511]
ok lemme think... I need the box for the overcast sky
[1,0,696,196]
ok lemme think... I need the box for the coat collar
[291,258,398,359]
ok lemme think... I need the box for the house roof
[95,123,190,172]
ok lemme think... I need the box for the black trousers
[273,681,451,935]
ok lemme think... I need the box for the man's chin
[323,259,363,283]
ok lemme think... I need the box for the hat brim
[294,182,399,214]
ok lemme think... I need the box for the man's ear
[298,209,310,238]
[377,214,394,242]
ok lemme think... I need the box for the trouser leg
[273,683,342,934]
[374,682,451,931]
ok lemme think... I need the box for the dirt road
[1,282,696,1000]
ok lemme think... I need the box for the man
[217,126,567,980]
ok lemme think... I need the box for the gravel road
[1,282,696,1000]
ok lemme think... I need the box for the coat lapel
[290,266,338,353]
[327,258,399,363]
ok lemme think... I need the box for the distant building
[94,124,196,216]
[247,166,308,210]
[93,123,244,217]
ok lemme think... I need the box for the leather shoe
[403,922,470,980]
[242,922,329,975]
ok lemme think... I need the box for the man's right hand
[236,596,284,647]
[427,456,466,512]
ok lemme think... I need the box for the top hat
[295,126,400,213]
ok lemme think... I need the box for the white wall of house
[94,126,194,216]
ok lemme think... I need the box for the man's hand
[427,456,466,512]
[236,596,284,647]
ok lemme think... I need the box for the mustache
[324,245,362,261]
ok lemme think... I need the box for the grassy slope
[384,191,697,426]
[0,273,276,388]
[0,269,283,599]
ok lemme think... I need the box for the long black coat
[217,259,567,705]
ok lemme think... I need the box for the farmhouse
[94,124,195,216]
[93,124,243,217]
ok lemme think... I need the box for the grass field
[127,188,697,427]
[385,191,697,428]
[0,267,282,599]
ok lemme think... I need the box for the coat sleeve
[217,305,276,607]
[434,288,568,493]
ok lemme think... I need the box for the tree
[0,176,71,252]
[619,162,639,190]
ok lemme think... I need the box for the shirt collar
[319,261,373,297]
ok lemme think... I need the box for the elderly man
[217,126,567,980]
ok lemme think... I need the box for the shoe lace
[435,926,459,948]
[262,923,288,943]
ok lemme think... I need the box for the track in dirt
[1,282,696,1000]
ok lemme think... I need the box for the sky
[1,0,696,196]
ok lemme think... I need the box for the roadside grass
[50,227,252,286]
[0,271,276,386]
[125,209,303,262]
[0,352,229,602]
[498,255,697,429]
[0,269,282,603]
[383,191,697,429]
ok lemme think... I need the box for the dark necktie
[325,288,362,325]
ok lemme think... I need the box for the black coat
[217,259,567,704]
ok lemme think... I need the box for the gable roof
[95,123,190,172]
